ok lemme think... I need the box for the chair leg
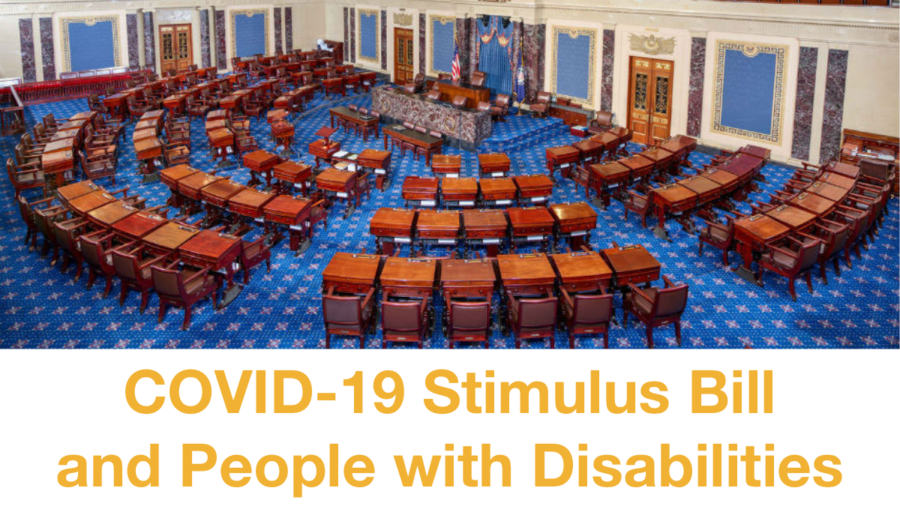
[550,337,555,349]
[140,289,150,314]
[805,272,813,294]
[646,326,654,349]
[103,276,113,298]
[569,333,575,350]
[833,257,841,277]
[359,336,365,349]
[87,270,97,289]
[119,284,129,306]
[675,323,682,347]
[182,305,192,331]
[515,337,521,349]
[698,242,704,256]
[158,300,167,323]
[603,330,609,349]
[788,278,797,302]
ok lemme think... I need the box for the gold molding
[230,9,269,60]
[60,15,121,73]
[393,12,413,27]
[629,34,676,56]
[358,8,380,64]
[550,25,597,107]
[428,15,456,77]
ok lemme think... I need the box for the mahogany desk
[721,154,763,185]
[549,202,598,250]
[135,137,164,183]
[651,184,698,240]
[86,201,139,229]
[479,153,511,178]
[551,250,612,293]
[263,195,313,254]
[733,214,790,284]
[382,125,442,165]
[658,135,698,168]
[271,120,295,153]
[765,204,817,232]
[702,168,740,196]
[817,172,856,191]
[208,128,235,166]
[43,137,76,155]
[600,244,661,288]
[590,162,632,208]
[678,175,722,207]
[201,179,246,227]
[308,139,341,168]
[462,209,509,258]
[134,119,159,135]
[160,164,198,208]
[402,176,440,208]
[496,253,556,297]
[639,147,675,179]
[507,206,555,252]
[112,211,168,242]
[545,145,581,179]
[479,178,517,207]
[380,258,437,299]
[786,191,837,217]
[737,145,771,161]
[806,181,850,204]
[103,94,128,121]
[132,127,157,144]
[441,258,496,300]
[825,161,860,179]
[227,188,277,231]
[371,208,417,256]
[41,150,75,189]
[329,106,379,141]
[432,155,462,178]
[358,149,393,190]
[273,161,313,196]
[67,191,117,216]
[572,139,605,169]
[178,230,243,307]
[591,131,624,160]
[57,181,100,208]
[316,168,358,217]
[437,80,490,105]
[242,150,281,188]
[415,210,461,255]
[142,221,200,256]
[620,155,655,190]
[513,175,554,206]
[322,252,382,295]
[441,178,479,208]
[178,173,222,216]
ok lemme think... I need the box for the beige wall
[292,2,326,52]
[0,16,24,80]
[843,45,899,138]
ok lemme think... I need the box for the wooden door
[160,24,193,74]
[627,57,673,145]
[394,29,414,85]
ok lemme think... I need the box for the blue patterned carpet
[1,86,897,349]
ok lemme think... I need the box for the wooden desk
[513,175,554,206]
[721,154,763,183]
[600,244,661,288]
[825,161,860,180]
[479,178,517,207]
[159,164,198,208]
[41,150,75,188]
[658,134,698,164]
[817,171,856,190]
[549,202,597,250]
[545,146,581,179]
[43,137,76,155]
[551,250,612,293]
[639,147,675,175]
[786,191,836,218]
[371,208,417,256]
[242,150,281,188]
[479,153,511,178]
[415,210,461,254]
[202,179,245,208]
[431,154,462,178]
[382,125,442,165]
[316,167,358,215]
[86,201,139,228]
[380,258,437,299]
[652,184,698,240]
[358,149,393,190]
[67,191,117,216]
[436,80,490,106]
[441,258,496,300]
[441,178,478,208]
[402,176,440,207]
[178,230,243,306]
[702,168,740,195]
[271,120,296,152]
[322,252,382,295]
[737,144,771,161]
[227,188,277,221]
[733,214,791,284]
[620,155,655,184]
[572,139,605,169]
[111,211,168,242]
[507,206,555,251]
[765,204,817,231]
[806,181,849,203]
[57,181,100,207]
[590,162,631,208]
[497,253,556,297]
[263,195,313,253]
[273,161,313,195]
[179,172,222,202]
[132,127,157,143]
[308,139,341,168]
[208,128,235,165]
[142,221,200,255]
[678,175,722,207]
[462,209,509,257]
[330,106,379,141]
[135,138,163,181]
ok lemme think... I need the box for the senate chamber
[0,0,896,349]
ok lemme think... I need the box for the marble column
[143,11,156,71]
[819,49,848,164]
[343,8,349,62]
[19,18,36,82]
[522,24,545,103]
[791,46,819,161]
[419,14,427,75]
[601,29,615,112]
[468,18,479,80]
[215,10,227,70]
[200,10,211,68]
[350,8,356,63]
[274,8,283,54]
[285,7,293,52]
[126,13,140,68]
[381,11,387,70]
[456,17,468,77]
[40,18,55,80]
[687,37,707,138]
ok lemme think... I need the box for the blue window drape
[477,16,512,96]
[234,13,266,57]
[69,21,116,71]
[432,19,455,73]
[360,12,377,60]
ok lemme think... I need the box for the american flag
[451,41,461,81]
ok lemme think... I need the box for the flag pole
[515,19,527,116]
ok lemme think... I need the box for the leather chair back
[595,110,613,127]
[535,92,551,105]
[382,301,422,333]
[470,75,485,87]
[451,96,468,108]
[425,89,441,100]
[654,284,689,320]
[323,295,362,326]
[151,267,184,299]
[112,251,140,282]
[798,240,821,271]
[402,83,417,93]
[495,94,511,107]
[517,297,557,330]
[476,101,491,112]
[450,301,491,332]
[574,294,613,325]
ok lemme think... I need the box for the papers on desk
[572,126,587,131]
[527,235,545,241]
[374,169,386,175]
[336,192,349,198]
[394,237,411,244]
[481,238,501,244]
[446,173,459,178]
[394,126,406,131]
[334,150,349,157]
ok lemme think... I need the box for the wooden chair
[162,141,190,167]
[96,114,126,142]
[6,158,44,198]
[151,261,220,330]
[446,300,492,349]
[623,190,652,228]
[78,231,121,297]
[242,90,266,121]
[758,236,821,302]
[33,201,69,262]
[111,246,170,314]
[78,151,116,185]
[322,287,376,348]
[470,73,486,87]
[127,96,151,120]
[491,94,511,121]
[88,94,110,118]
[451,95,469,109]
[560,287,613,349]
[833,205,870,268]
[425,89,442,100]
[588,110,614,134]
[17,195,54,251]
[531,91,551,118]
[381,298,431,349]
[402,83,417,94]
[506,291,558,349]
[307,198,329,238]
[798,220,850,285]
[239,238,271,284]
[186,95,211,119]
[52,217,89,280]
[623,276,689,348]
[698,215,736,266]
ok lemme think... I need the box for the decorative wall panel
[274,8,282,54]
[600,29,615,112]
[343,7,349,61]
[285,7,292,51]
[430,15,456,75]
[40,18,56,80]
[231,9,268,59]
[419,13,426,75]
[215,10,226,69]
[126,13,139,68]
[350,8,355,63]
[61,16,120,72]
[522,23,545,104]
[200,10,211,68]
[381,10,387,70]
[143,11,155,70]
[359,9,378,63]
[552,26,597,105]
[712,40,788,144]
[819,49,848,164]
[791,46,818,161]
[687,37,706,137]
[19,19,36,82]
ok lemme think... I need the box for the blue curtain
[69,21,116,71]
[477,16,512,96]
[234,13,266,57]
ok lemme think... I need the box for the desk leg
[383,136,388,150]
[142,158,161,184]
[653,208,671,242]
[733,243,762,286]
[220,265,243,309]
